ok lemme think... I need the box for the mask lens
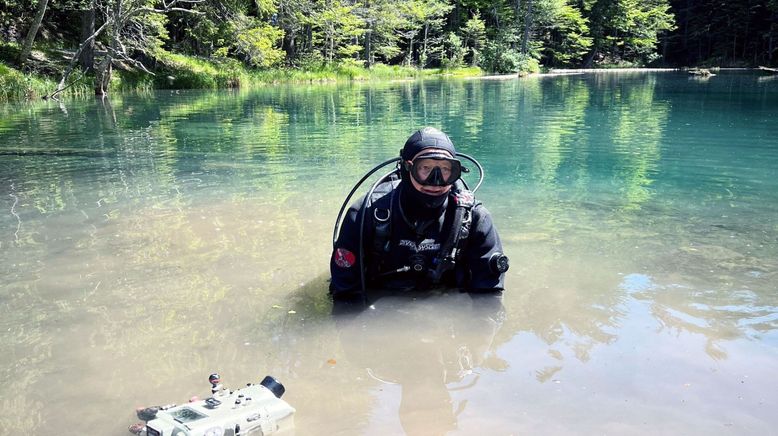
[409,157,461,186]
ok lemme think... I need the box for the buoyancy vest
[369,179,477,284]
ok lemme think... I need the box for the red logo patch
[454,191,474,205]
[333,248,356,268]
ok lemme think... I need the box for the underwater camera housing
[129,374,295,436]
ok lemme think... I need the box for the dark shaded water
[1,72,777,435]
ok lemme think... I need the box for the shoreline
[3,62,774,103]
[548,67,680,73]
[548,67,758,73]
[476,67,767,81]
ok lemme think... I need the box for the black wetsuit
[330,180,505,299]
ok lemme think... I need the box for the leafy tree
[441,32,466,67]
[461,11,486,66]
[1,0,33,43]
[232,18,285,67]
[356,0,407,66]
[166,0,283,69]
[54,0,199,96]
[481,29,539,73]
[317,0,364,64]
[273,0,315,64]
[11,0,778,99]
[397,0,453,67]
[582,0,675,66]
[535,0,591,67]
[621,0,675,63]
[666,0,777,66]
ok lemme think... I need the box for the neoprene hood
[401,127,456,160]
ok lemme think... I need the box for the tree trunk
[513,0,521,50]
[422,23,429,67]
[452,0,460,31]
[364,0,372,66]
[365,28,372,67]
[583,48,597,68]
[95,58,112,96]
[18,0,49,67]
[682,0,690,53]
[406,37,414,66]
[521,0,533,55]
[95,0,121,96]
[770,19,775,64]
[743,2,751,61]
[283,30,297,64]
[329,28,334,63]
[79,2,95,71]
[661,35,668,66]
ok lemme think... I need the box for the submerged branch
[48,67,90,100]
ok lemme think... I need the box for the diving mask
[403,152,462,186]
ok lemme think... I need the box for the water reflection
[332,292,506,435]
[621,272,778,360]
[1,73,778,434]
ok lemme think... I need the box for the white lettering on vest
[398,238,440,252]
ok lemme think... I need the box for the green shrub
[1,50,484,102]
[516,54,540,74]
[441,33,467,69]
[0,43,21,65]
[152,51,250,89]
[368,63,419,79]
[334,59,366,79]
[482,39,540,74]
[114,70,157,93]
[0,62,64,101]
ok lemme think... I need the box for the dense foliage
[0,0,776,96]
[666,0,778,67]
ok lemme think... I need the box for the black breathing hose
[332,157,401,247]
[357,169,401,296]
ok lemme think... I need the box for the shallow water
[1,72,777,435]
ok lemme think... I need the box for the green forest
[1,0,777,100]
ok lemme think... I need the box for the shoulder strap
[429,186,476,284]
[371,177,400,253]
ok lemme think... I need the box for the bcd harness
[370,178,477,285]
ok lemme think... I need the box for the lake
[1,71,777,435]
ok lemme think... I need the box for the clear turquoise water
[1,72,777,435]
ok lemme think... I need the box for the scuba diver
[330,127,509,301]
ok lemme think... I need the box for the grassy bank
[1,47,483,103]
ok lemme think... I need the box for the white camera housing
[132,376,295,436]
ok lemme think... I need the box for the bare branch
[137,6,203,14]
[135,0,204,15]
[117,55,155,74]
[50,66,90,100]
[166,0,205,6]
[52,18,113,97]
[53,0,206,96]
